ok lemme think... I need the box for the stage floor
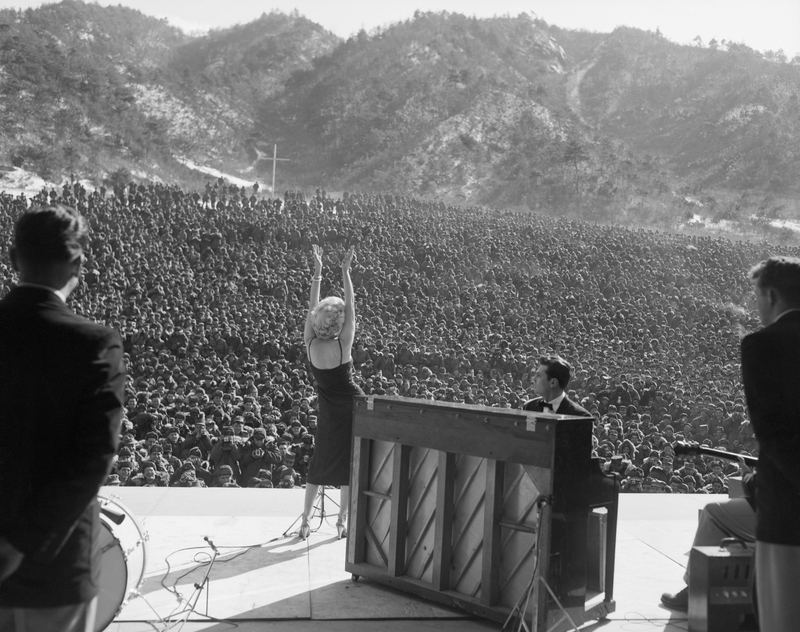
[101,487,717,632]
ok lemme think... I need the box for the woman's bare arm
[304,244,323,346]
[339,246,356,349]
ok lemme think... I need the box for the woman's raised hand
[341,246,356,271]
[312,244,323,276]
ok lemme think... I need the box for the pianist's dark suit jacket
[0,286,126,607]
[522,395,592,417]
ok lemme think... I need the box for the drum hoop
[94,492,149,632]
[95,521,131,631]
[97,493,149,585]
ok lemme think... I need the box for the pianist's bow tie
[542,402,553,411]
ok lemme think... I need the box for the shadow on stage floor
[101,487,710,632]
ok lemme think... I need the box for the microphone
[204,536,219,554]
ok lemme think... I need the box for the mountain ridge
[1,1,798,230]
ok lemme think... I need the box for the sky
[1,0,799,59]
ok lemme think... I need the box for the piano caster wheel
[351,574,360,582]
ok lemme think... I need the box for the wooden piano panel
[499,461,546,610]
[362,438,393,570]
[347,396,617,631]
[449,453,486,599]
[404,446,438,583]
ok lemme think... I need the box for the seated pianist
[522,356,592,417]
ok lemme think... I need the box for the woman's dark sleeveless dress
[307,340,364,486]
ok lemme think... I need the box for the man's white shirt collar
[547,392,567,412]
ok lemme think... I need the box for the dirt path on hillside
[565,57,598,127]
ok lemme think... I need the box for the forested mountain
[573,28,800,194]
[0,1,339,180]
[1,1,799,228]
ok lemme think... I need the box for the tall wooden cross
[266,144,290,195]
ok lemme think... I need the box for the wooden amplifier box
[688,542,756,632]
[345,396,619,632]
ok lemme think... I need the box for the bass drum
[95,493,149,632]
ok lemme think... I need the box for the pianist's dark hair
[539,355,572,390]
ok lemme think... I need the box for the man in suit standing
[523,355,591,417]
[0,205,126,632]
[741,255,800,632]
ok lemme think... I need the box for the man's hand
[737,456,753,477]
[0,537,24,583]
[737,455,757,510]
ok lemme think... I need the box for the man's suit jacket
[522,395,592,417]
[741,310,800,546]
[0,286,126,607]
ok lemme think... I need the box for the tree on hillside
[104,167,131,191]
[563,138,589,192]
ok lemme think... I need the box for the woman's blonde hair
[311,296,345,339]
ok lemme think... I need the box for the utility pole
[266,144,290,196]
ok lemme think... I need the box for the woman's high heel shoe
[299,517,310,540]
[336,519,347,540]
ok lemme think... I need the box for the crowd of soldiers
[1,177,795,491]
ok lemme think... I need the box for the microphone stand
[160,536,238,629]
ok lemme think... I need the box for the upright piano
[345,395,619,632]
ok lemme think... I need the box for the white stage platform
[100,487,720,632]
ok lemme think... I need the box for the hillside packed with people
[1,179,794,493]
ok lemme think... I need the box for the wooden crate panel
[404,447,438,583]
[450,453,487,599]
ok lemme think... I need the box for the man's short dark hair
[14,204,88,267]
[749,256,800,305]
[539,355,572,390]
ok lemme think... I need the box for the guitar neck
[675,442,758,468]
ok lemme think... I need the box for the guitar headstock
[673,440,702,457]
